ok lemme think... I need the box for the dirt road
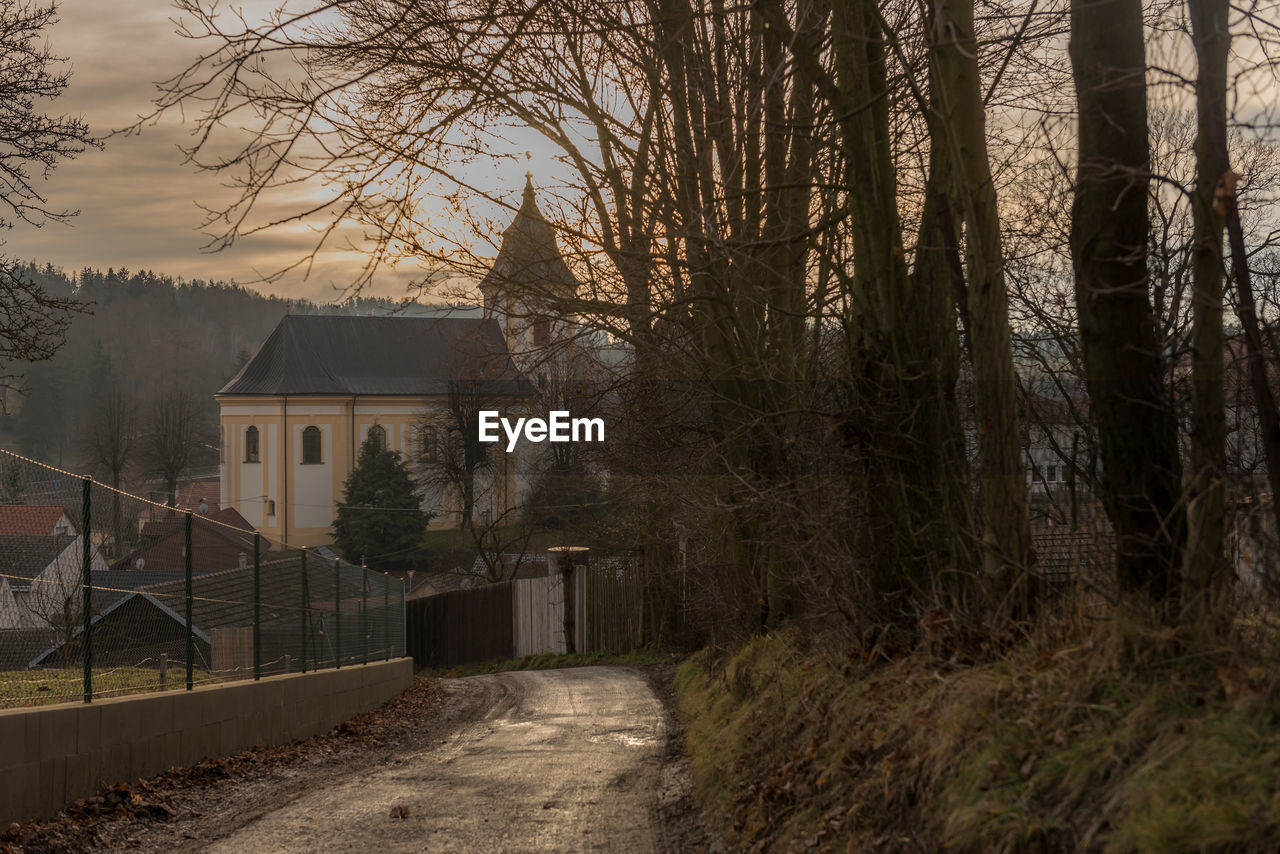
[184,666,667,853]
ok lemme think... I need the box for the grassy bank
[674,629,1280,852]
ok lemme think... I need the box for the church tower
[478,176,579,359]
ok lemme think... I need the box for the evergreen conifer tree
[333,435,430,566]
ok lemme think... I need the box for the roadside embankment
[674,630,1280,852]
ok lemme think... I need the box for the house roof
[27,589,211,668]
[124,508,258,576]
[0,628,59,672]
[0,535,75,582]
[177,480,220,509]
[478,178,580,302]
[0,505,76,537]
[217,314,533,397]
[137,557,367,630]
[144,481,220,519]
[138,506,254,544]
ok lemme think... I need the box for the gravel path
[5,665,713,854]
[203,666,666,853]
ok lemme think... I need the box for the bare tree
[0,1,97,369]
[147,388,198,507]
[1181,0,1231,609]
[86,384,136,557]
[1069,0,1185,604]
[88,386,135,483]
[931,0,1033,617]
[417,380,500,530]
[19,555,84,667]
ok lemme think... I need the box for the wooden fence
[407,564,642,668]
[405,582,513,668]
[579,566,643,653]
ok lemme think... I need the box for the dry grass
[0,667,219,708]
[674,624,1280,852]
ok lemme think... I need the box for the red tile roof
[176,481,221,513]
[0,505,77,537]
[141,480,222,524]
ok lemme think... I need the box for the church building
[217,179,578,547]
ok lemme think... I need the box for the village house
[123,507,257,575]
[30,554,372,674]
[0,520,108,631]
[0,505,78,538]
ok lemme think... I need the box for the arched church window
[532,316,550,348]
[245,426,260,463]
[368,424,387,453]
[303,426,323,463]
[419,425,438,463]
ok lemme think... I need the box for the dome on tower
[478,176,579,308]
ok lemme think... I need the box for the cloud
[4,0,433,303]
[3,0,568,305]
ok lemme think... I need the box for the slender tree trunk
[1224,201,1280,555]
[1183,0,1230,609]
[932,0,1034,618]
[1069,0,1185,603]
[908,93,975,611]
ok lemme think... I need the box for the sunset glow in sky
[7,0,558,303]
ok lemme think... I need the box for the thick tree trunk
[932,0,1034,618]
[1069,0,1185,601]
[755,0,976,628]
[1183,0,1230,607]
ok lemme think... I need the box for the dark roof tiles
[0,535,75,581]
[218,315,533,397]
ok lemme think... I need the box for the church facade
[217,180,577,548]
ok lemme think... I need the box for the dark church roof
[478,178,579,301]
[217,315,533,396]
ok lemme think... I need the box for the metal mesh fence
[0,450,405,708]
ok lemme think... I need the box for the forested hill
[0,262,461,480]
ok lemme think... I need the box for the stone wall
[0,658,413,823]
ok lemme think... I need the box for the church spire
[479,176,578,306]
[477,176,579,354]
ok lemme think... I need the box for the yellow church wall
[218,394,529,549]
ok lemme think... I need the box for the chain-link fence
[0,450,405,708]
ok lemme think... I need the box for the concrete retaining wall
[0,658,414,824]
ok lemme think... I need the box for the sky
[6,0,558,304]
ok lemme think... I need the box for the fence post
[253,533,261,680]
[81,477,92,704]
[300,548,308,673]
[399,578,406,658]
[362,560,369,665]
[383,572,390,661]
[334,557,341,669]
[185,511,193,691]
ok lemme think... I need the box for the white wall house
[0,533,109,629]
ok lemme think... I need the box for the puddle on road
[586,729,660,748]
